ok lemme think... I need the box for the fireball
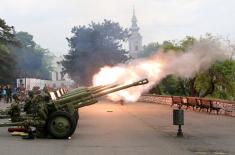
[92,56,163,102]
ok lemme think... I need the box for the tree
[179,36,196,51]
[0,18,17,45]
[150,75,187,96]
[0,18,17,84]
[161,40,181,52]
[195,60,235,99]
[0,18,53,83]
[62,20,129,85]
[137,42,160,58]
[150,35,235,100]
[9,32,53,79]
[150,36,196,96]
[161,36,196,52]
[0,44,15,84]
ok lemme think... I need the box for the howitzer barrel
[60,87,87,97]
[54,79,148,110]
[90,84,118,94]
[0,121,25,127]
[65,86,100,94]
[68,87,86,93]
[93,79,149,98]
[68,79,149,109]
[88,85,107,92]
[0,119,45,128]
[0,115,11,119]
[66,85,103,95]
[60,85,107,98]
[54,84,118,104]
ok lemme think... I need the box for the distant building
[128,7,142,58]
[16,56,74,90]
[51,56,74,88]
[51,56,63,81]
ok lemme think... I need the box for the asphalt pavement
[0,101,234,155]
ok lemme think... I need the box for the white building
[128,8,142,58]
[51,56,74,88]
[16,57,74,90]
[51,56,63,81]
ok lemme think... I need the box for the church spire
[131,6,139,32]
[129,6,142,58]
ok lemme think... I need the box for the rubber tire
[70,110,80,135]
[77,109,80,120]
[74,109,79,121]
[46,111,76,139]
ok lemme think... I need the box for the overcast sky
[0,0,235,55]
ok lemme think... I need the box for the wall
[138,94,235,117]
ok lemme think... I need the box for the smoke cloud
[93,38,232,101]
[165,39,230,77]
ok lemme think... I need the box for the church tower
[129,7,142,58]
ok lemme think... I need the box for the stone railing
[138,94,235,117]
[138,94,172,105]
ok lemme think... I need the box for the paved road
[0,101,234,155]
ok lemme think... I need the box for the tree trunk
[179,80,187,96]
[200,79,215,97]
[189,77,199,97]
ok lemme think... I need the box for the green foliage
[194,72,211,95]
[195,60,235,99]
[150,35,235,101]
[161,36,196,52]
[15,31,36,47]
[179,36,196,51]
[0,18,18,45]
[0,18,17,84]
[137,42,160,58]
[150,75,187,96]
[161,41,181,52]
[1,18,52,83]
[9,32,53,80]
[0,44,15,84]
[62,20,130,85]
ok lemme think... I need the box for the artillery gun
[0,79,148,139]
[0,85,115,122]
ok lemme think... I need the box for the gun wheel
[74,109,79,121]
[46,111,76,139]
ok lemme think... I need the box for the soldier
[43,84,49,93]
[0,85,2,101]
[18,84,26,102]
[2,86,7,103]
[24,91,34,114]
[7,102,21,122]
[6,85,12,103]
[12,87,17,102]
